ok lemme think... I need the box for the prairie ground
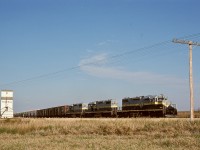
[177,111,200,118]
[0,118,199,150]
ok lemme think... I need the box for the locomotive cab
[96,99,118,111]
[88,102,97,111]
[72,103,88,112]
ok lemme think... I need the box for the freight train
[14,94,177,118]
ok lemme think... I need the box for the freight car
[37,105,69,118]
[14,110,37,118]
[15,105,70,118]
[14,94,177,118]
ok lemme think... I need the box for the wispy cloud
[97,40,116,46]
[79,53,108,66]
[79,53,187,87]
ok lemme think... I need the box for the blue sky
[0,0,200,112]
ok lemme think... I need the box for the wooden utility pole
[173,39,200,121]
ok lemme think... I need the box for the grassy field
[177,111,200,118]
[0,118,199,150]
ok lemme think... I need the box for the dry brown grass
[178,111,200,118]
[0,118,200,150]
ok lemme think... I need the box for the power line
[1,33,200,87]
[0,43,171,87]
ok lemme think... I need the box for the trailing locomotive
[85,99,118,117]
[14,94,177,118]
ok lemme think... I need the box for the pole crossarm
[172,39,200,46]
[172,38,200,121]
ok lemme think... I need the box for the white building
[0,90,13,118]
